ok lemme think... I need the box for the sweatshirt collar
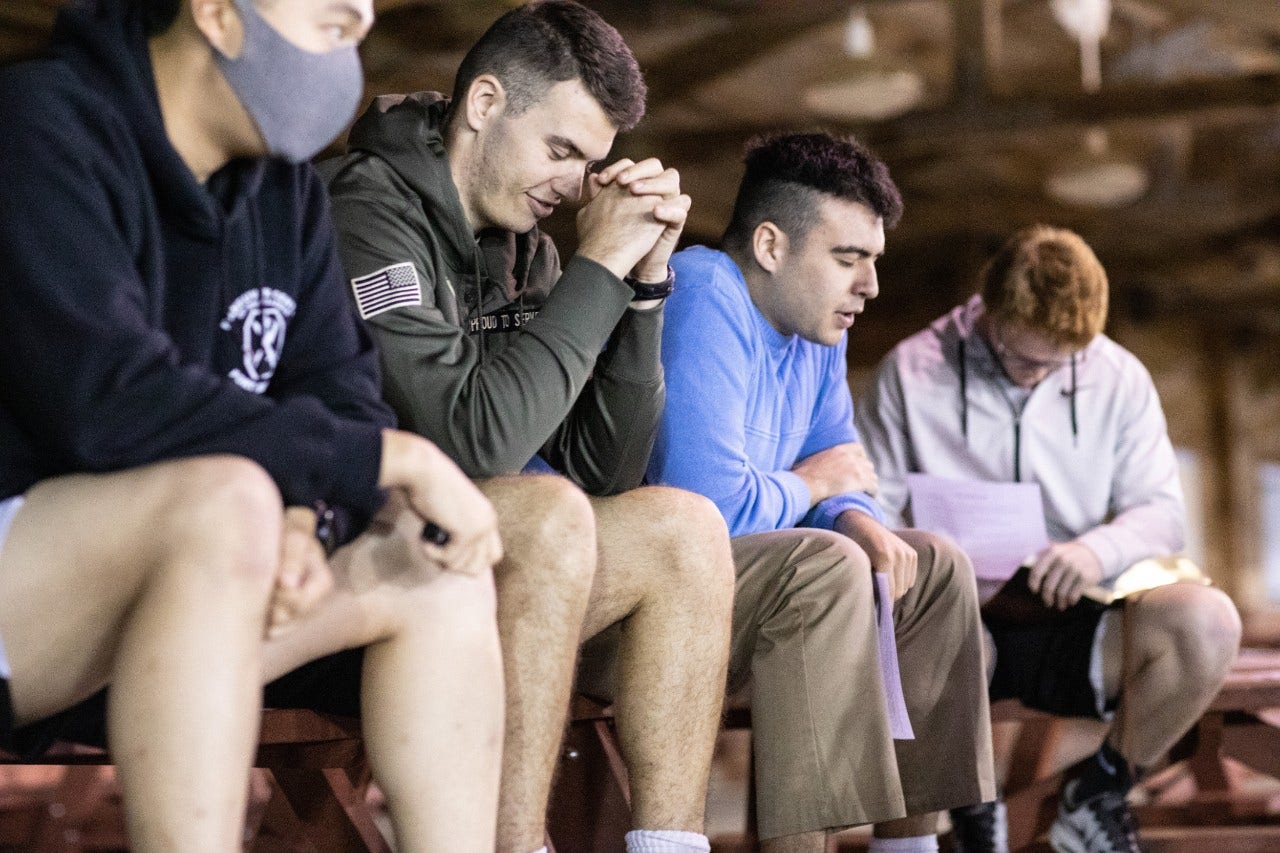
[710,249,794,352]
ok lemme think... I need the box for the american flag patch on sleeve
[350,262,423,319]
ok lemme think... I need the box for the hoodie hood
[346,93,466,261]
[51,0,263,238]
[344,91,553,308]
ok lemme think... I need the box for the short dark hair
[141,0,183,35]
[722,132,903,252]
[449,0,646,132]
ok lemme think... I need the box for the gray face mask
[214,0,363,163]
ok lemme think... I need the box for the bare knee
[627,486,734,596]
[518,475,595,553]
[154,455,281,586]
[1133,585,1241,686]
[403,568,500,643]
[494,475,596,593]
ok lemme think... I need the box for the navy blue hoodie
[0,0,393,518]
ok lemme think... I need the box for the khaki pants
[579,527,995,840]
[729,527,995,839]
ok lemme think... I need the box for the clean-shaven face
[769,196,885,347]
[254,0,374,52]
[468,78,617,233]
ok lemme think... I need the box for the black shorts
[0,648,366,760]
[0,683,109,759]
[984,598,1122,719]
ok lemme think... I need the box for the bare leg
[582,487,735,831]
[262,492,506,853]
[470,476,596,853]
[1100,584,1240,767]
[0,457,281,853]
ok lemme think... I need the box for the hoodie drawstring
[1069,353,1079,445]
[961,327,1082,482]
[958,337,969,444]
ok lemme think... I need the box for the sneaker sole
[1048,822,1088,853]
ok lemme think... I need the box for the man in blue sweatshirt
[0,1,506,849]
[647,132,995,853]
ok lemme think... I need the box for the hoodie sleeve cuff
[546,255,633,327]
[325,419,387,520]
[1076,528,1128,580]
[600,303,664,384]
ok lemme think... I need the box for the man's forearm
[382,257,636,477]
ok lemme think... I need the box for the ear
[462,74,507,134]
[190,0,244,59]
[751,221,788,274]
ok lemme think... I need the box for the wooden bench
[9,647,1277,852]
[0,699,634,852]
[547,696,634,853]
[700,648,1280,851]
[995,647,1280,851]
[0,708,388,852]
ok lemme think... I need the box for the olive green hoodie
[323,92,664,494]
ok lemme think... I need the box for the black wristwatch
[624,265,675,302]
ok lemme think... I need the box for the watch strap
[624,265,675,302]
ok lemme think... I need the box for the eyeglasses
[989,323,1083,374]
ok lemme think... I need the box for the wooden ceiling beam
[639,0,848,104]
[1158,0,1280,36]
[0,4,58,33]
[644,70,1280,163]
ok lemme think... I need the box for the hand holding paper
[1028,540,1103,610]
[906,473,1050,581]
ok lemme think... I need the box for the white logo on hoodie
[220,288,297,393]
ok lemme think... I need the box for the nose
[558,168,587,204]
[855,264,879,300]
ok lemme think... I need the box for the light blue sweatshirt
[648,246,883,537]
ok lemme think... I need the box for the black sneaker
[949,799,1009,853]
[1048,779,1142,853]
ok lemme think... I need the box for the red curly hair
[980,225,1108,349]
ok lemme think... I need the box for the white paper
[906,473,1049,581]
[873,572,914,739]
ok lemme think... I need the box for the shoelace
[1082,790,1140,851]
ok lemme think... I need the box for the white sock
[527,848,548,853]
[624,829,711,852]
[868,835,939,853]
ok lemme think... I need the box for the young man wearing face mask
[647,132,996,853]
[857,226,1242,853]
[323,3,735,853]
[0,0,509,850]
